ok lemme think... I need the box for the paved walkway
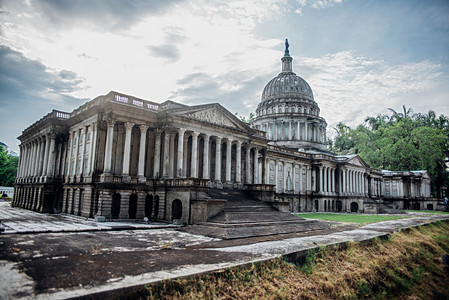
[1,201,448,300]
[0,201,179,234]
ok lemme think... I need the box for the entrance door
[145,195,153,218]
[350,202,359,213]
[172,199,182,220]
[111,193,121,219]
[129,194,138,219]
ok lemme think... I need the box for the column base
[223,182,234,189]
[137,176,147,184]
[122,175,131,183]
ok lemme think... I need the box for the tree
[235,112,255,124]
[330,108,449,197]
[0,146,18,186]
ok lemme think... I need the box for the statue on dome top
[284,38,290,55]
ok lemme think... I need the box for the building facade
[13,43,434,223]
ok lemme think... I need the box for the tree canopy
[329,107,449,197]
[0,145,18,187]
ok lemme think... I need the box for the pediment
[173,104,252,131]
[345,155,369,168]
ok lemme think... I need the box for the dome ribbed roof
[261,72,314,102]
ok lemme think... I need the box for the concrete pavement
[1,201,448,300]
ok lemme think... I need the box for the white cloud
[298,51,445,135]
[296,0,343,9]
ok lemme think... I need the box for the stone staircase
[379,202,405,214]
[183,189,329,239]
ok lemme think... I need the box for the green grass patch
[296,213,408,225]
[404,210,449,214]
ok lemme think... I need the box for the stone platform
[184,189,329,239]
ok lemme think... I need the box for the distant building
[0,186,14,198]
[13,42,435,223]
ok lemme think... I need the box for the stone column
[169,132,176,178]
[103,119,115,174]
[46,133,56,177]
[191,132,199,178]
[331,168,335,193]
[245,146,251,184]
[138,125,149,182]
[253,148,258,184]
[202,135,210,180]
[72,130,80,177]
[299,165,303,194]
[162,131,170,177]
[41,136,50,178]
[176,128,185,178]
[153,130,161,178]
[214,136,222,182]
[65,133,73,180]
[318,166,323,194]
[122,122,134,177]
[78,127,86,177]
[225,139,232,183]
[289,122,292,140]
[29,141,36,177]
[235,141,242,183]
[304,122,308,141]
[297,122,300,141]
[35,139,43,176]
[25,144,31,178]
[183,135,188,177]
[29,140,36,177]
[88,123,97,175]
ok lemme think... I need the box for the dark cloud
[33,0,185,31]
[0,45,87,150]
[148,44,181,62]
[169,71,270,116]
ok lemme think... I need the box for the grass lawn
[296,213,408,225]
[404,210,449,214]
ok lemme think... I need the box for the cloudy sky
[1,0,448,151]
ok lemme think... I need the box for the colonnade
[318,165,337,195]
[339,168,368,196]
[267,160,311,194]
[101,121,262,185]
[15,133,57,182]
[66,122,98,182]
[259,121,326,143]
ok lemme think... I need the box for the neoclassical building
[13,42,435,224]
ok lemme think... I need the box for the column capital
[236,140,242,146]
[107,119,116,127]
[226,138,232,146]
[191,131,199,138]
[139,124,149,132]
[124,121,135,131]
[203,134,210,142]
[177,127,186,134]
[215,136,222,142]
